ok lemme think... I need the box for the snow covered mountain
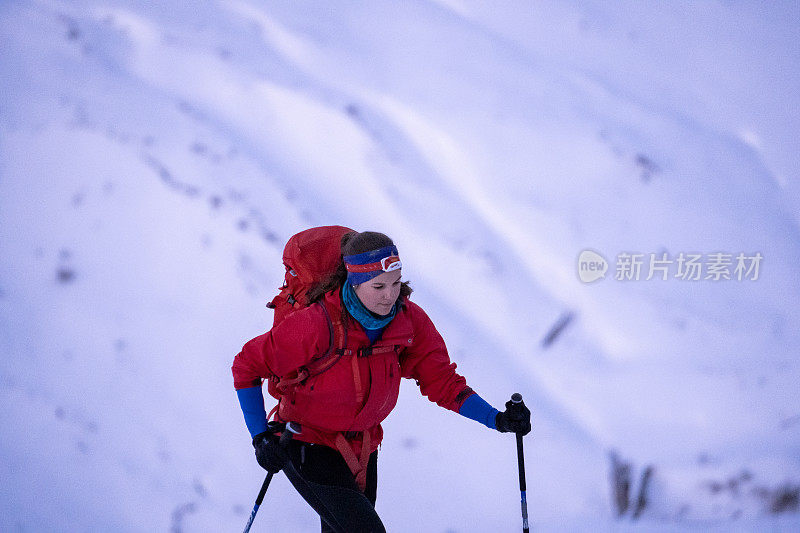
[1,1,799,531]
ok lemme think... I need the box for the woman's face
[354,269,402,316]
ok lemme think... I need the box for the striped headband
[344,245,402,285]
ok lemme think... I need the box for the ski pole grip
[279,421,302,446]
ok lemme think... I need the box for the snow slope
[1,0,799,531]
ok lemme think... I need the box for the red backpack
[266,225,354,325]
[264,225,354,400]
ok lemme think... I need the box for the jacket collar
[323,288,412,343]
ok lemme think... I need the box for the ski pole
[243,421,301,533]
[511,393,530,533]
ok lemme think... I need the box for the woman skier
[232,229,531,532]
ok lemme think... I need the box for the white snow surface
[1,1,799,531]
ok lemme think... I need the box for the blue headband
[344,245,402,285]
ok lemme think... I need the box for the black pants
[283,440,385,533]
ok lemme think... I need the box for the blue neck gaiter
[342,282,397,331]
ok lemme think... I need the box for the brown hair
[306,231,412,304]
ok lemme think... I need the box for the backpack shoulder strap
[306,300,349,375]
[275,300,348,392]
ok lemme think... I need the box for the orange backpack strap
[352,355,365,405]
[267,402,280,422]
[357,345,401,356]
[351,344,403,405]
[334,431,371,492]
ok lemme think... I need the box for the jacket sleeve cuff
[236,386,268,438]
[458,393,499,430]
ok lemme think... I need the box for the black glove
[495,398,532,435]
[253,431,290,473]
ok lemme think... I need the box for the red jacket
[232,288,474,456]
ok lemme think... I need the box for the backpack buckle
[357,346,372,358]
